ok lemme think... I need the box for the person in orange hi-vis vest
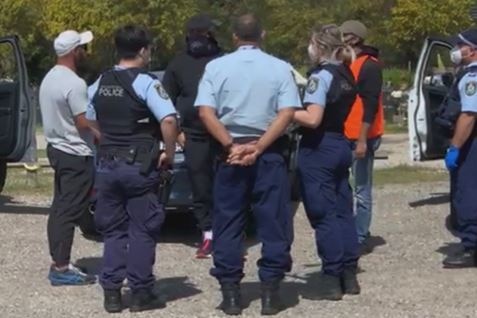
[339,20,384,254]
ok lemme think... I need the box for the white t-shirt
[39,65,93,156]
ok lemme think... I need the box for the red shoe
[196,239,212,259]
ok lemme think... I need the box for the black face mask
[186,34,221,58]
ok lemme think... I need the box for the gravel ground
[0,180,475,318]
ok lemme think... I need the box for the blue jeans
[352,137,381,244]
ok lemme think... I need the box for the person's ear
[261,30,266,41]
[232,33,239,43]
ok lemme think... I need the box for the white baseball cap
[54,30,93,57]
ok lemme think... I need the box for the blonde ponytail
[338,45,356,65]
[310,24,355,65]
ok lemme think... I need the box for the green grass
[374,165,447,186]
[2,168,53,197]
[0,165,447,200]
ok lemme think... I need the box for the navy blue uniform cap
[450,27,477,47]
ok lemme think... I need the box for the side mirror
[441,72,454,88]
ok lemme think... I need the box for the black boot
[261,281,283,316]
[103,289,123,313]
[219,283,242,315]
[443,248,477,268]
[311,274,343,301]
[129,288,166,313]
[341,268,361,295]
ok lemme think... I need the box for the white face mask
[450,47,463,65]
[308,43,320,63]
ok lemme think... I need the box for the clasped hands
[226,141,262,166]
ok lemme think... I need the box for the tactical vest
[92,68,160,150]
[344,55,385,140]
[301,63,357,140]
[434,65,477,138]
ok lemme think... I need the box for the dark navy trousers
[451,138,477,249]
[210,151,293,284]
[94,159,164,291]
[298,132,359,277]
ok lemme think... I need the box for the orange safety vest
[344,55,384,140]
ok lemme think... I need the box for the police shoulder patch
[306,77,319,94]
[465,80,477,96]
[154,81,170,100]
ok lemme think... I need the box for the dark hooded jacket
[162,36,222,135]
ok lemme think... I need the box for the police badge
[154,82,170,99]
[306,77,319,94]
[465,81,477,96]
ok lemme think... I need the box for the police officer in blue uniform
[86,25,178,313]
[294,25,360,300]
[442,28,477,268]
[194,13,301,316]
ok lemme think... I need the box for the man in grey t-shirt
[39,29,99,286]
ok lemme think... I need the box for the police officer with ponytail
[87,25,178,313]
[294,24,360,300]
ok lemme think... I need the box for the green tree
[387,0,474,63]
[39,0,198,81]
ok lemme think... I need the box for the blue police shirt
[459,61,477,113]
[303,67,334,107]
[86,66,176,121]
[193,45,302,137]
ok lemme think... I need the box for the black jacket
[357,45,383,125]
[163,52,221,135]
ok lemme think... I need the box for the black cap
[186,14,217,32]
[450,27,477,47]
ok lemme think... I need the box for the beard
[74,55,91,78]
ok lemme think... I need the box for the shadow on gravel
[241,281,300,313]
[363,235,387,255]
[75,259,203,302]
[408,192,450,208]
[436,242,461,258]
[241,269,364,313]
[120,276,202,307]
[0,195,49,215]
[75,257,103,276]
[154,276,202,302]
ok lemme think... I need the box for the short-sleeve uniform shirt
[303,68,334,107]
[194,46,302,137]
[459,61,477,113]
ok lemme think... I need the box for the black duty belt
[98,147,150,164]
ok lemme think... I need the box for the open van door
[408,37,454,161]
[0,35,33,162]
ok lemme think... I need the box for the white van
[408,37,454,161]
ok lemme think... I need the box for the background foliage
[0,0,475,85]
